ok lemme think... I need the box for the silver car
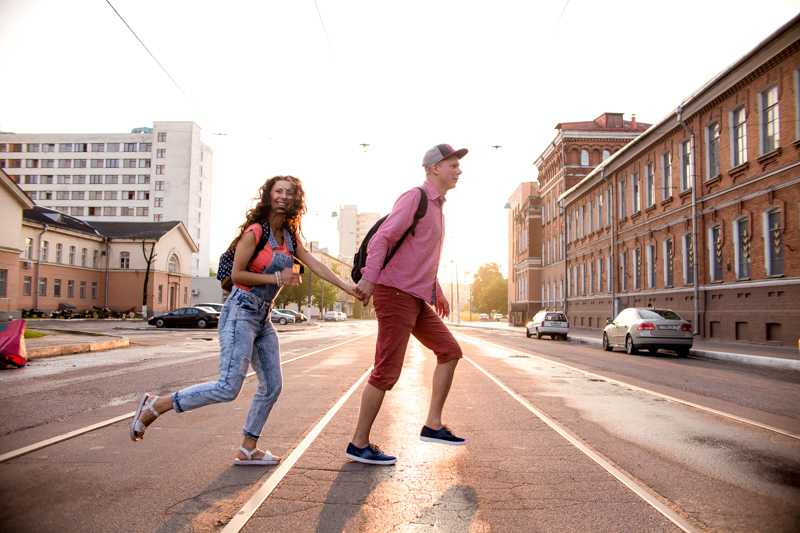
[602,307,693,356]
[526,311,569,340]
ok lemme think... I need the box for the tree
[481,277,508,315]
[274,270,309,309]
[141,240,157,315]
[471,262,504,313]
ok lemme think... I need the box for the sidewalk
[23,329,130,359]
[450,320,800,371]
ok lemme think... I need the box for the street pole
[307,241,317,324]
[455,262,460,324]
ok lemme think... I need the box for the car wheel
[625,335,638,355]
[602,333,612,351]
[536,328,542,339]
[155,318,165,328]
[676,347,690,357]
[279,318,287,325]
[526,328,532,338]
[196,318,208,329]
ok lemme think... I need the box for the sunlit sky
[1,0,798,282]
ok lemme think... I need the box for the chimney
[631,114,637,129]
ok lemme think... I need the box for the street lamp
[307,241,318,324]
[450,260,460,324]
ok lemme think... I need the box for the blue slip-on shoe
[345,442,397,465]
[420,425,466,445]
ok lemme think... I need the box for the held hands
[435,294,450,319]
[342,284,360,298]
[354,279,376,306]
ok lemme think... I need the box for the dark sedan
[149,306,220,329]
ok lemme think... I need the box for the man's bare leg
[351,383,386,448]
[425,358,459,429]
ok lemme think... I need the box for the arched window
[733,216,750,280]
[168,255,179,273]
[708,224,723,282]
[581,149,589,166]
[602,149,611,161]
[763,208,783,276]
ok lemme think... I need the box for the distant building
[506,182,541,326]
[335,205,381,263]
[0,121,212,277]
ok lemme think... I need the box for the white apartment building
[0,121,213,277]
[336,205,381,262]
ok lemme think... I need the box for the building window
[26,159,39,168]
[90,175,102,184]
[597,194,603,229]
[0,270,6,298]
[27,143,40,152]
[89,191,102,200]
[138,175,150,184]
[23,276,32,296]
[93,250,99,269]
[80,281,86,298]
[104,191,118,200]
[680,140,691,191]
[137,191,150,200]
[706,121,720,179]
[156,165,165,174]
[25,237,33,259]
[70,207,84,217]
[105,175,119,184]
[618,179,626,219]
[71,191,85,200]
[683,233,694,285]
[53,279,61,297]
[633,247,641,290]
[620,251,628,292]
[106,159,120,168]
[136,207,149,217]
[58,159,71,168]
[184,286,188,304]
[733,217,751,280]
[120,251,130,269]
[664,238,674,287]
[581,205,586,237]
[167,256,178,273]
[580,149,589,166]
[92,282,97,299]
[602,149,610,161]
[67,280,74,298]
[124,143,137,152]
[588,201,594,233]
[123,159,137,168]
[38,277,47,296]
[631,172,640,213]
[91,159,104,168]
[647,244,656,289]
[153,214,163,221]
[139,159,151,168]
[123,175,136,184]
[661,151,672,200]
[140,142,152,152]
[580,263,586,295]
[121,207,134,216]
[103,207,117,216]
[69,246,75,265]
[157,148,166,158]
[55,243,62,263]
[81,248,87,267]
[731,106,747,167]
[158,285,163,304]
[709,224,723,282]
[760,85,780,154]
[158,132,167,142]
[763,208,784,276]
[57,175,71,184]
[645,163,655,208]
[59,143,72,152]
[74,143,87,152]
[588,261,594,295]
[92,143,105,152]
[155,180,165,191]
[598,257,604,293]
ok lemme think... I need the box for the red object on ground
[0,319,28,368]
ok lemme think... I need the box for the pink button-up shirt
[361,180,445,304]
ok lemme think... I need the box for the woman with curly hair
[130,175,356,465]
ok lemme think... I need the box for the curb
[27,337,130,360]
[568,336,800,371]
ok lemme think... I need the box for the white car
[324,311,339,321]
[493,313,503,321]
[526,311,569,340]
[336,311,347,321]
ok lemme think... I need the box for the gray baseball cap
[422,144,468,171]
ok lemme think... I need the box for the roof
[1,169,35,209]
[556,112,651,132]
[90,221,183,240]
[22,206,101,236]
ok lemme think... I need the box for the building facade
[336,205,381,263]
[533,113,650,321]
[556,16,800,345]
[506,182,541,326]
[0,121,212,277]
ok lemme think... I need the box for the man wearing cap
[347,144,468,465]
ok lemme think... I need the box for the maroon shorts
[368,284,463,391]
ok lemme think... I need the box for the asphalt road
[0,320,798,532]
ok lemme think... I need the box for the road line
[456,332,800,441]
[464,354,699,533]
[0,334,375,465]
[222,366,372,533]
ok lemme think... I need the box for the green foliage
[471,262,508,314]
[274,264,341,313]
[24,330,47,339]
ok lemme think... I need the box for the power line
[551,0,570,37]
[104,0,214,126]
[313,0,335,59]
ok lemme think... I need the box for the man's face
[430,155,462,192]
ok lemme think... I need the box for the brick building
[555,15,800,345]
[506,182,541,325]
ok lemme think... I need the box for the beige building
[335,205,381,263]
[0,169,35,319]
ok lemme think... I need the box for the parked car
[478,313,490,322]
[324,311,339,322]
[336,311,347,321]
[526,311,569,340]
[149,306,219,329]
[270,310,295,325]
[275,309,306,322]
[493,313,503,321]
[194,302,223,313]
[602,307,693,356]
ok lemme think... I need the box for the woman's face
[270,179,295,214]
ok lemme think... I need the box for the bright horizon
[2,0,798,284]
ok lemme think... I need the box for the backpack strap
[382,186,428,269]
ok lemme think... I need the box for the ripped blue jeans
[172,286,282,440]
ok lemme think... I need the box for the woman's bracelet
[275,271,283,287]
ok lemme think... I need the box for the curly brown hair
[227,175,307,252]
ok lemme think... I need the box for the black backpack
[351,187,427,283]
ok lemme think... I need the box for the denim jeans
[172,286,282,440]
